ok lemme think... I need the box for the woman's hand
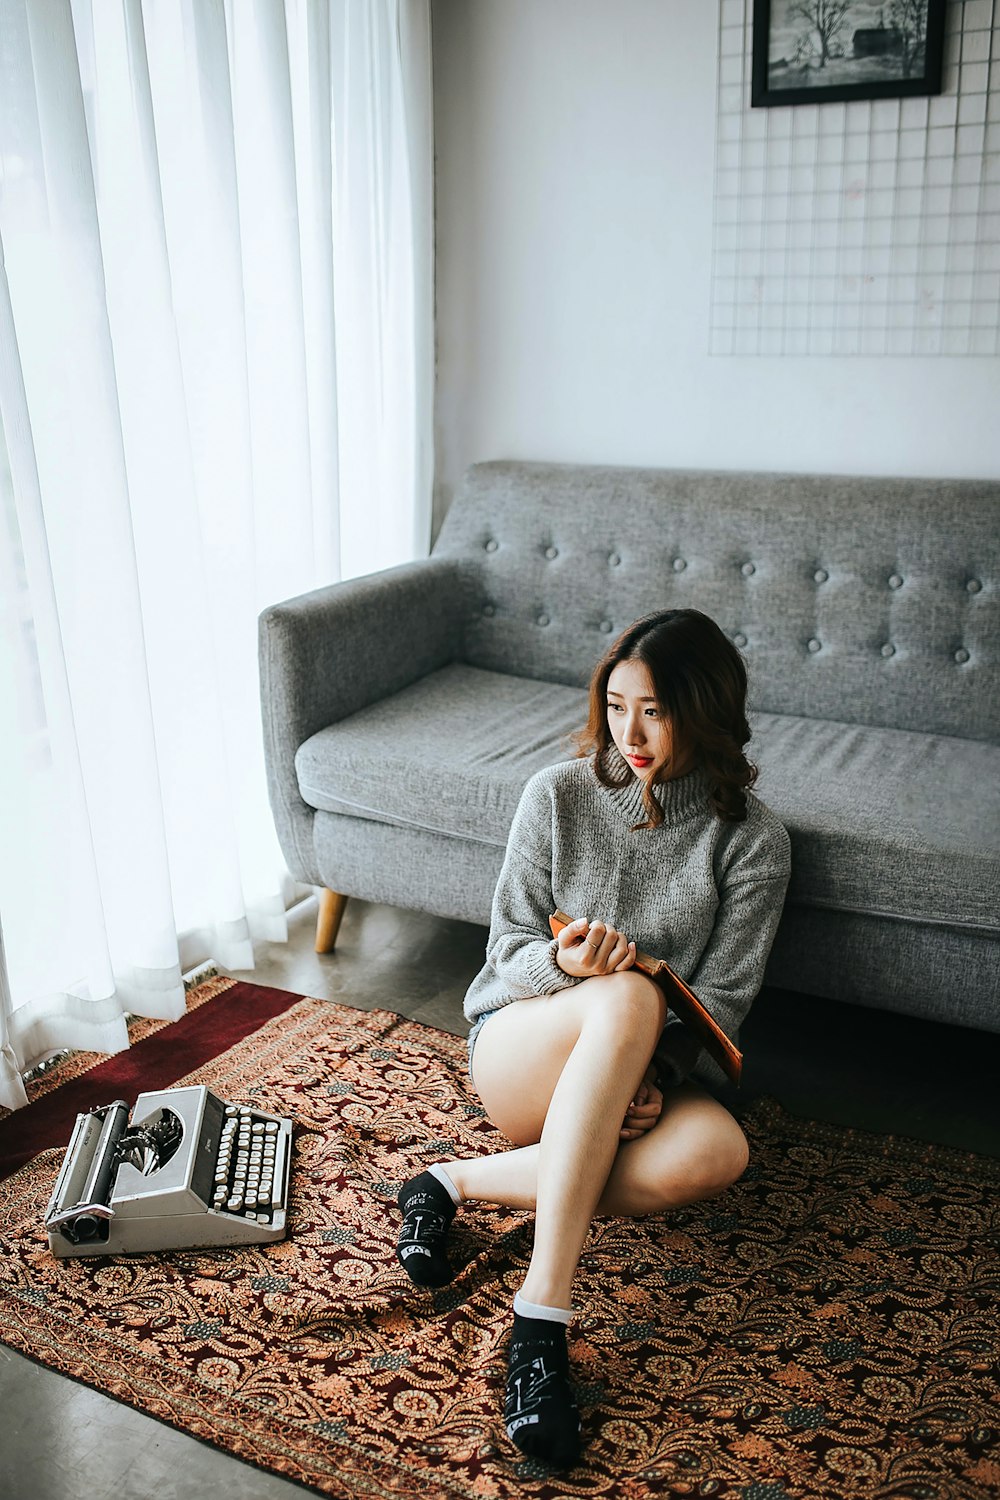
[555,917,637,979]
[619,1066,663,1141]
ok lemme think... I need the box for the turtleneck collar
[591,748,712,827]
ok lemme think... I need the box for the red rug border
[0,979,305,1184]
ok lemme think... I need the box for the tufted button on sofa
[260,460,1000,1034]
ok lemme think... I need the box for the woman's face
[606,658,680,781]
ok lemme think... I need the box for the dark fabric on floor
[0,979,302,1181]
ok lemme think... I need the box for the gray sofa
[260,460,1000,1034]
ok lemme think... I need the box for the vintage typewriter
[45,1085,292,1258]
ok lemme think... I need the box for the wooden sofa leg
[315,889,349,953]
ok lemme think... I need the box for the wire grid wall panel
[711,0,1000,356]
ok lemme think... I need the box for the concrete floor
[2,895,998,1500]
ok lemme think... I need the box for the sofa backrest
[433,460,999,743]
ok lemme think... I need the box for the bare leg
[455,972,665,1309]
[526,997,660,1305]
[445,1082,749,1219]
[421,976,751,1471]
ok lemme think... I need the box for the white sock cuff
[427,1162,463,1206]
[513,1290,573,1325]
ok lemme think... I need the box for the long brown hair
[575,609,757,828]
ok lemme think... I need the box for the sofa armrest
[259,555,475,882]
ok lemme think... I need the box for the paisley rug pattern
[1,981,997,1499]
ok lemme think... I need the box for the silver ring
[587,939,601,949]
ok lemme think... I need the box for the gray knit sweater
[463,751,792,1091]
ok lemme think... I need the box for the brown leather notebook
[548,910,743,1086]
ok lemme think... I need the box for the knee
[688,1122,750,1200]
[581,969,666,1043]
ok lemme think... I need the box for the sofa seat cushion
[295,664,588,848]
[752,712,999,934]
[295,665,999,935]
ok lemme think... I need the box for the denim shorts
[466,1008,500,1078]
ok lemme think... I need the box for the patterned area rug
[1,979,998,1500]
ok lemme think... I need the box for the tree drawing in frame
[751,0,946,107]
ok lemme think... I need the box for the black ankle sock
[396,1170,456,1287]
[505,1312,580,1469]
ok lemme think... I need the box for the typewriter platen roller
[45,1086,292,1257]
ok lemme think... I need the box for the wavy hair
[575,609,757,828]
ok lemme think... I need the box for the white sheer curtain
[0,0,433,1109]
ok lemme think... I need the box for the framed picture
[751,0,947,108]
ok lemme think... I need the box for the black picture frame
[751,0,946,108]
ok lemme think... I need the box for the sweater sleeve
[654,809,791,1087]
[481,774,583,1002]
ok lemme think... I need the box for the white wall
[431,0,1000,531]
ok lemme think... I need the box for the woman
[395,608,791,1469]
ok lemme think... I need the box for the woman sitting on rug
[394,608,791,1469]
